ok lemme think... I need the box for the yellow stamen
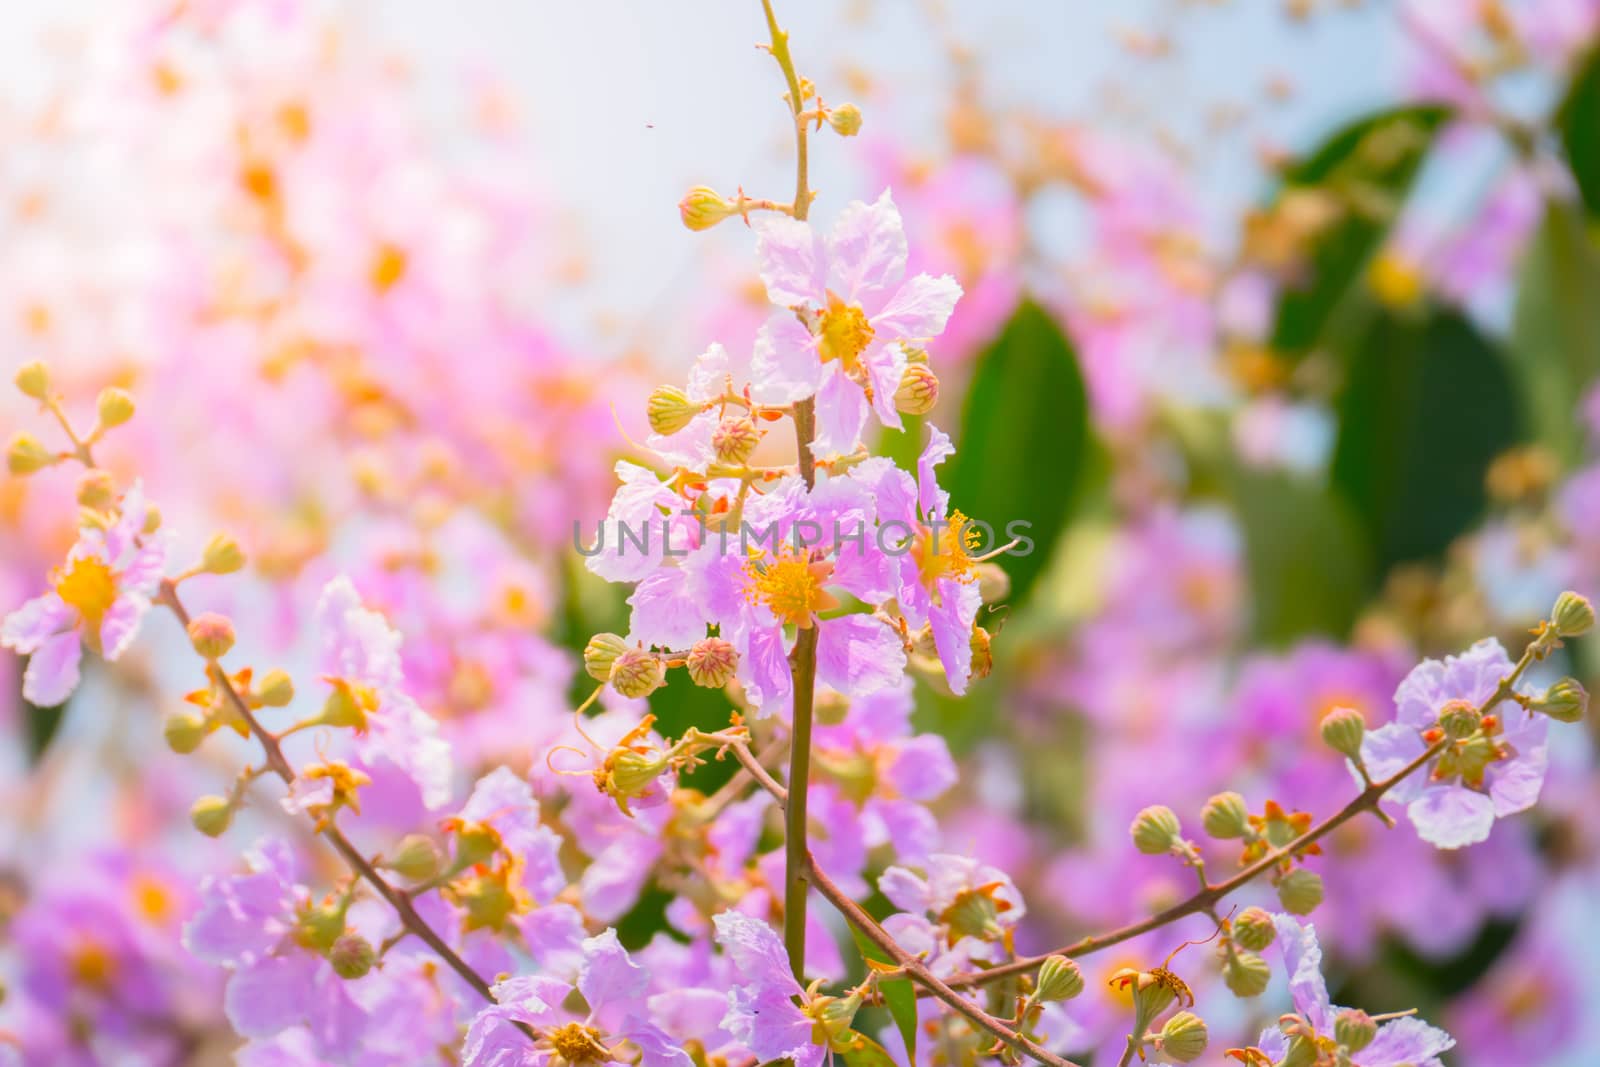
[745,550,838,629]
[370,243,408,293]
[55,556,117,632]
[911,509,980,595]
[546,1021,613,1065]
[69,939,116,989]
[817,290,875,375]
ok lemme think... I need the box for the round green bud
[163,712,209,755]
[328,933,376,980]
[1319,706,1366,760]
[386,834,444,882]
[256,668,296,708]
[294,901,348,954]
[583,632,629,682]
[1334,1008,1376,1052]
[646,385,702,436]
[894,363,940,416]
[1157,1010,1208,1063]
[1223,949,1271,998]
[7,432,54,476]
[711,416,760,465]
[678,186,740,232]
[1436,698,1481,740]
[827,103,863,136]
[685,637,739,689]
[1276,868,1325,916]
[609,648,666,699]
[1034,955,1084,1002]
[1552,591,1595,638]
[14,361,50,401]
[76,470,117,510]
[190,794,234,837]
[96,387,136,429]
[975,562,1010,605]
[187,612,236,660]
[1532,677,1588,723]
[201,532,246,575]
[1131,805,1183,855]
[1201,791,1250,839]
[1231,906,1277,951]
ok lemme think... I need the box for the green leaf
[1558,45,1600,218]
[18,658,68,764]
[1231,469,1371,646]
[1331,307,1523,575]
[1511,200,1600,459]
[837,1030,903,1067]
[847,923,918,1062]
[1268,105,1450,357]
[947,299,1088,609]
[648,678,738,792]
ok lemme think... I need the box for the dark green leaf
[1269,105,1450,356]
[1331,307,1523,574]
[648,678,739,792]
[18,658,68,764]
[1511,200,1600,459]
[947,299,1088,609]
[847,923,918,1061]
[1558,45,1600,218]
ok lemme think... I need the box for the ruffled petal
[815,614,906,697]
[826,190,908,305]
[873,273,963,340]
[23,630,83,707]
[1407,784,1496,849]
[754,216,824,307]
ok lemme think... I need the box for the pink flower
[1,482,166,706]
[713,911,825,1067]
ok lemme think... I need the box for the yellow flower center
[745,550,837,629]
[817,291,874,375]
[131,875,174,925]
[55,556,117,631]
[547,1022,612,1065]
[370,243,408,293]
[69,938,116,989]
[911,510,979,594]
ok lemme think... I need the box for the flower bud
[386,834,444,882]
[969,625,994,680]
[294,901,348,953]
[142,504,162,535]
[583,632,629,682]
[1276,869,1324,915]
[1223,950,1270,997]
[678,186,741,231]
[1552,591,1595,638]
[975,563,1010,605]
[328,932,376,980]
[96,387,135,429]
[1157,1011,1208,1063]
[712,416,760,465]
[1034,955,1084,1002]
[6,432,54,475]
[609,648,666,699]
[187,613,236,660]
[201,532,246,575]
[1436,699,1481,740]
[163,712,208,754]
[894,363,940,416]
[1333,1008,1376,1052]
[14,361,50,400]
[1201,792,1250,839]
[1319,706,1366,760]
[1131,805,1183,855]
[827,103,863,136]
[685,637,739,688]
[809,987,866,1051]
[910,624,938,660]
[1231,906,1276,951]
[256,668,295,707]
[74,470,116,510]
[1531,677,1587,723]
[646,385,702,436]
[190,794,234,837]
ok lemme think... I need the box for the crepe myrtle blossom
[1360,638,1546,849]
[1243,914,1454,1067]
[753,190,962,453]
[462,930,690,1067]
[314,575,455,809]
[1,481,165,706]
[879,853,1025,976]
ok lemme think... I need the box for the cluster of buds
[1202,795,1324,915]
[8,361,136,474]
[291,885,377,981]
[585,632,743,698]
[1108,957,1207,1064]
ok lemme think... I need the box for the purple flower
[1361,638,1545,848]
[752,190,962,452]
[879,853,1024,976]
[1,482,166,706]
[713,911,824,1067]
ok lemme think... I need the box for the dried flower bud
[190,794,234,837]
[256,668,295,708]
[76,470,117,510]
[1333,1008,1376,1052]
[969,625,994,680]
[1157,1011,1208,1063]
[646,385,702,436]
[1319,706,1366,760]
[14,361,49,400]
[1552,591,1595,638]
[328,933,376,980]
[1131,805,1183,855]
[201,532,246,575]
[583,632,629,682]
[910,624,938,660]
[686,637,739,688]
[1035,955,1084,1002]
[809,988,866,1051]
[975,563,1010,604]
[712,416,761,465]
[163,712,208,754]
[1276,868,1324,915]
[1201,792,1250,839]
[1531,677,1587,723]
[679,186,742,231]
[1231,907,1276,951]
[386,834,444,882]
[894,363,940,415]
[96,387,136,429]
[7,432,54,475]
[610,648,666,699]
[1224,950,1270,997]
[1436,699,1481,740]
[827,103,863,136]
[187,613,236,660]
